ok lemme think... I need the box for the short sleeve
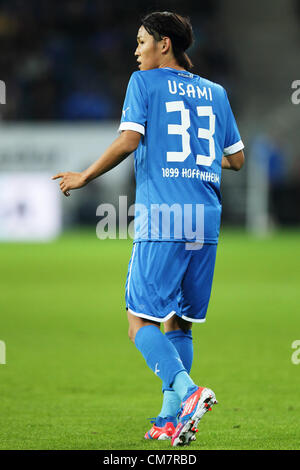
[223,89,244,155]
[118,72,148,136]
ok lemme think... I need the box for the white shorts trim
[127,307,207,324]
[127,244,136,298]
[118,122,145,135]
[223,140,244,156]
[181,315,206,323]
[128,307,176,323]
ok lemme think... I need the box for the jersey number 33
[166,100,216,167]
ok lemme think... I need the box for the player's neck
[158,58,185,71]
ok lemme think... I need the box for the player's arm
[221,149,245,171]
[52,130,141,196]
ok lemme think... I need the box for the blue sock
[158,390,180,420]
[158,329,194,419]
[165,329,193,373]
[172,371,196,401]
[134,325,186,389]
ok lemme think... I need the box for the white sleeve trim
[118,122,145,135]
[223,140,244,156]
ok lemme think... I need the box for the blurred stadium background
[0,0,300,451]
[0,0,299,238]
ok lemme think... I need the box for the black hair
[141,11,194,71]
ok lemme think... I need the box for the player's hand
[51,171,87,197]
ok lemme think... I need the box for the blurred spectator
[250,134,296,226]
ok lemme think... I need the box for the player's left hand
[51,171,87,197]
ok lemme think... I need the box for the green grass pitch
[0,229,299,450]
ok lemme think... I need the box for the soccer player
[52,11,244,446]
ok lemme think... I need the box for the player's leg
[171,244,219,446]
[126,242,195,403]
[125,242,203,442]
[127,309,198,440]
[128,308,200,413]
[156,316,193,424]
[127,310,160,343]
[127,311,179,439]
[164,316,193,376]
[127,309,191,393]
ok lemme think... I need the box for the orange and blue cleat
[144,416,177,440]
[171,386,218,447]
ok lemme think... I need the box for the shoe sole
[172,388,218,447]
[157,433,172,440]
[145,432,172,441]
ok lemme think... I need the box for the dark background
[0,0,299,230]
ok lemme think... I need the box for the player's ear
[161,36,171,54]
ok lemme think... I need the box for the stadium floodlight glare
[0,80,5,105]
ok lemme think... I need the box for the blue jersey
[119,67,244,243]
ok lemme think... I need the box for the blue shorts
[125,241,217,323]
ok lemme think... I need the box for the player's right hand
[51,171,87,197]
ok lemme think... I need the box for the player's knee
[128,325,136,343]
[177,317,192,332]
[164,315,192,333]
